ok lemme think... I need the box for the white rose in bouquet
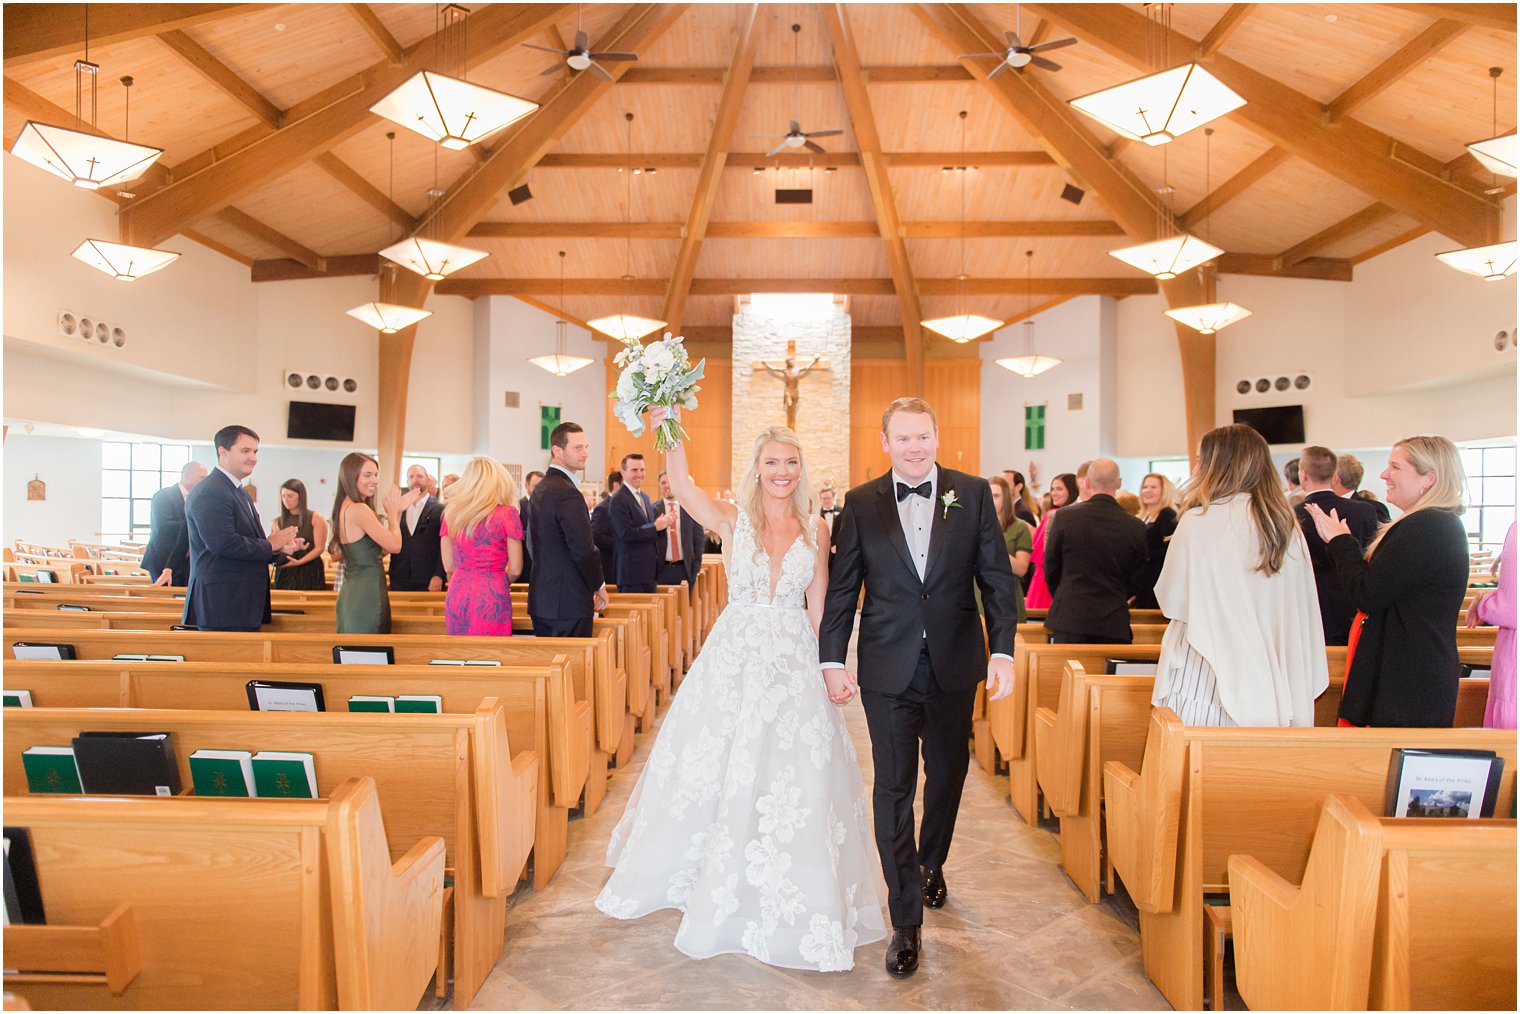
[609,331,704,450]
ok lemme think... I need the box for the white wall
[2,435,106,548]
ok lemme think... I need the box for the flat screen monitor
[287,400,356,442]
[1232,405,1305,446]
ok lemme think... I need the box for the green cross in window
[540,405,561,451]
[1024,405,1046,450]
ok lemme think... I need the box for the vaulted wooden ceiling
[5,1,1515,349]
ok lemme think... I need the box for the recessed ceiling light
[1324,14,1337,23]
[274,22,286,32]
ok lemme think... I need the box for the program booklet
[333,646,394,665]
[11,643,76,661]
[1105,659,1159,676]
[1384,748,1506,819]
[246,680,325,712]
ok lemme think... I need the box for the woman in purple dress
[440,456,524,636]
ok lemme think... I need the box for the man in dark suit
[140,460,207,586]
[1334,453,1393,523]
[590,471,622,585]
[517,470,544,585]
[820,398,1019,979]
[527,422,607,638]
[609,453,669,593]
[389,464,446,592]
[183,425,300,632]
[819,485,843,553]
[653,470,704,591]
[1043,459,1148,644]
[1297,445,1379,644]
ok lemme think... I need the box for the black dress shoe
[921,866,947,909]
[885,925,921,978]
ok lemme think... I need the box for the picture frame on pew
[246,679,326,712]
[1385,748,1506,819]
[333,645,394,665]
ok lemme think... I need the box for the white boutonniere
[940,490,961,519]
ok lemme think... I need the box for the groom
[820,397,1019,978]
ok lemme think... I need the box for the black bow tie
[896,481,931,502]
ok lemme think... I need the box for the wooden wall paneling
[849,361,907,487]
[679,358,733,493]
[925,359,982,477]
[603,358,659,487]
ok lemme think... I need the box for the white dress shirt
[405,496,425,535]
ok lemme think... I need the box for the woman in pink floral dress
[440,456,524,636]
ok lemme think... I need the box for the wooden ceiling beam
[1325,19,1467,123]
[1277,203,1396,267]
[118,4,570,248]
[1216,252,1354,281]
[1197,4,1256,58]
[433,276,1158,297]
[663,4,760,337]
[156,29,283,129]
[345,4,405,64]
[314,152,416,232]
[250,254,380,282]
[1177,146,1289,230]
[3,4,267,67]
[825,3,925,394]
[182,229,254,267]
[530,150,1059,168]
[618,65,979,85]
[1027,3,1493,247]
[215,207,324,271]
[464,219,1123,239]
[514,294,594,332]
[1379,4,1516,32]
[678,324,912,343]
[1350,225,1430,265]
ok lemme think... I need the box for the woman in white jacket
[1152,424,1328,726]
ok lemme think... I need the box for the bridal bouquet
[610,331,704,451]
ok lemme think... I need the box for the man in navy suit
[183,425,300,632]
[609,453,668,593]
[527,422,608,638]
[653,470,704,592]
[1298,445,1379,644]
[389,464,446,592]
[140,460,208,586]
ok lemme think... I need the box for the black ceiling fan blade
[590,51,639,61]
[803,128,844,138]
[1029,36,1078,52]
[987,60,1009,79]
[1030,55,1062,72]
[803,140,826,154]
[574,30,590,51]
[522,43,571,55]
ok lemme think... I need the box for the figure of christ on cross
[752,340,828,431]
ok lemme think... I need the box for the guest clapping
[332,452,416,635]
[272,479,327,590]
[1306,437,1470,727]
[440,456,523,636]
[1025,472,1077,610]
[1132,473,1179,610]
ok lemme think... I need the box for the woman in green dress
[331,452,417,634]
[983,474,1033,623]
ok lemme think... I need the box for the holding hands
[823,668,858,706]
[986,655,1014,702]
[1303,502,1351,544]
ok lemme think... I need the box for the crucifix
[752,340,829,431]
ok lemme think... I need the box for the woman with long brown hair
[331,452,416,634]
[1025,472,1078,610]
[271,478,327,590]
[1151,425,1326,726]
[983,475,1032,622]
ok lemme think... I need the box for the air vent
[1496,329,1511,352]
[1237,373,1313,396]
[111,324,127,348]
[283,370,357,395]
[1067,392,1084,411]
[57,310,78,338]
[503,390,521,408]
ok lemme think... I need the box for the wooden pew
[4,701,530,1009]
[2,777,443,1010]
[1037,651,1494,904]
[1104,708,1517,1010]
[1229,794,1516,1011]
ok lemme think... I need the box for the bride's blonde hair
[737,426,817,556]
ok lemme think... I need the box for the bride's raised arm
[649,405,736,536]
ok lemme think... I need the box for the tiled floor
[462,646,1174,1011]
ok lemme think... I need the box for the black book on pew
[3,828,46,924]
[71,731,182,796]
[333,645,394,665]
[1385,748,1505,819]
[11,643,76,661]
[1105,658,1158,676]
[1460,664,1493,680]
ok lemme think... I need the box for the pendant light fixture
[1438,67,1517,281]
[588,112,665,342]
[348,132,433,334]
[1465,67,1516,178]
[1108,138,1220,278]
[922,111,1005,343]
[996,250,1063,377]
[371,4,540,150]
[1164,128,1251,334]
[69,77,179,281]
[530,251,595,376]
[381,140,488,279]
[1070,3,1244,147]
[10,9,164,189]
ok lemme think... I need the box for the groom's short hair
[881,397,937,434]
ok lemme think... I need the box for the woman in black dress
[271,478,328,590]
[1305,436,1470,727]
[1133,472,1179,609]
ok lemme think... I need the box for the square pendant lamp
[379,236,489,280]
[1070,63,1245,146]
[71,239,179,281]
[11,120,163,189]
[371,70,538,150]
[922,313,1005,343]
[1466,131,1517,177]
[1434,241,1517,281]
[1109,234,1222,279]
[346,302,432,334]
[587,313,666,343]
[1164,301,1253,335]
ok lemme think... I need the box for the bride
[596,407,887,971]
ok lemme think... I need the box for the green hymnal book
[3,690,34,708]
[189,749,256,797]
[251,751,317,799]
[21,747,82,794]
[395,695,442,714]
[347,695,395,713]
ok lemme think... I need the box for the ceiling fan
[522,4,638,81]
[961,4,1077,76]
[752,23,843,157]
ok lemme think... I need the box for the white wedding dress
[596,511,888,971]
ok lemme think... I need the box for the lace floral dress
[596,511,887,971]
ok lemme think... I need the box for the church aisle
[467,675,1169,1011]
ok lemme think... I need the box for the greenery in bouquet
[610,331,705,451]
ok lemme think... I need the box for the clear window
[1462,441,1516,557]
[101,441,193,539]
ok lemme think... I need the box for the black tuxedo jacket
[609,484,661,588]
[820,506,843,551]
[1043,494,1148,641]
[526,468,604,620]
[1295,489,1379,645]
[820,468,1019,694]
[183,469,276,631]
[140,483,191,586]
[652,499,705,586]
[389,495,445,591]
[517,496,534,584]
[590,497,616,585]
